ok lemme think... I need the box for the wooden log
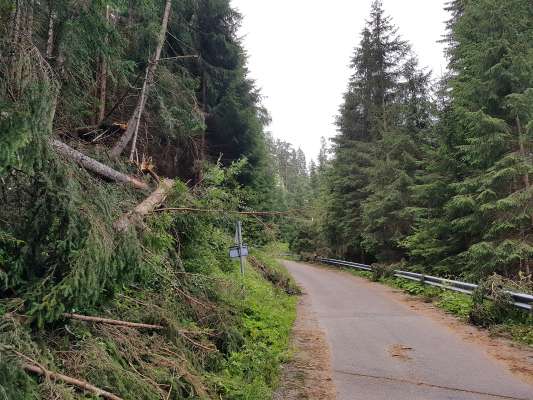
[22,364,123,400]
[50,139,149,190]
[109,0,171,159]
[63,313,164,330]
[114,178,174,232]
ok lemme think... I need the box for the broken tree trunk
[23,364,123,400]
[109,0,171,159]
[50,139,149,190]
[114,178,174,232]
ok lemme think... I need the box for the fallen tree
[50,139,149,190]
[114,178,174,232]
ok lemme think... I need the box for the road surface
[283,260,533,400]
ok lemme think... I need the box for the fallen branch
[10,350,124,400]
[178,332,216,353]
[114,178,174,232]
[63,313,164,330]
[63,312,212,337]
[50,139,149,190]
[23,363,123,400]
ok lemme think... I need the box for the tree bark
[114,178,174,232]
[516,116,530,190]
[10,0,21,44]
[516,116,532,276]
[50,139,149,190]
[45,7,56,59]
[23,364,123,400]
[109,0,171,159]
[97,5,110,124]
[129,67,149,162]
[24,0,34,39]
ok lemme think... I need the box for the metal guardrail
[317,257,533,312]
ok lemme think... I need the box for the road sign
[229,245,249,258]
[229,220,246,276]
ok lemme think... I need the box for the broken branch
[114,178,174,232]
[23,363,124,400]
[50,139,149,190]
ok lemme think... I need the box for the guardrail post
[420,274,426,285]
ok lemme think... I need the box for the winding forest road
[282,260,533,400]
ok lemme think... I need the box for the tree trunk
[516,116,532,276]
[128,67,149,162]
[114,178,174,232]
[516,116,530,190]
[45,7,56,59]
[109,0,171,159]
[24,0,34,39]
[50,139,149,190]
[10,0,21,44]
[97,5,110,124]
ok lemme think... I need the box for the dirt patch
[274,291,336,400]
[388,344,413,361]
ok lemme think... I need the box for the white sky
[231,0,449,161]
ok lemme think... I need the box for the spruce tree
[326,0,415,260]
[405,0,533,278]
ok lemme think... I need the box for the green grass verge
[210,254,297,399]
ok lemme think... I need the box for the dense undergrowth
[318,263,533,347]
[0,148,298,399]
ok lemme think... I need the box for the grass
[324,264,533,347]
[210,254,298,399]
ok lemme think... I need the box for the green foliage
[402,0,533,280]
[303,0,533,287]
[371,263,395,282]
[0,160,298,398]
[316,0,434,262]
[491,323,533,346]
[211,267,296,399]
[0,41,58,176]
[250,249,301,295]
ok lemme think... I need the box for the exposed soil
[274,291,336,400]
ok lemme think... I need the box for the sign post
[229,220,248,276]
[237,221,245,276]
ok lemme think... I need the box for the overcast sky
[231,0,449,161]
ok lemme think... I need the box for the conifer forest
[0,0,532,399]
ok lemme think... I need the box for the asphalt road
[283,260,533,400]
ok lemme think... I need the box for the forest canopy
[293,0,533,282]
